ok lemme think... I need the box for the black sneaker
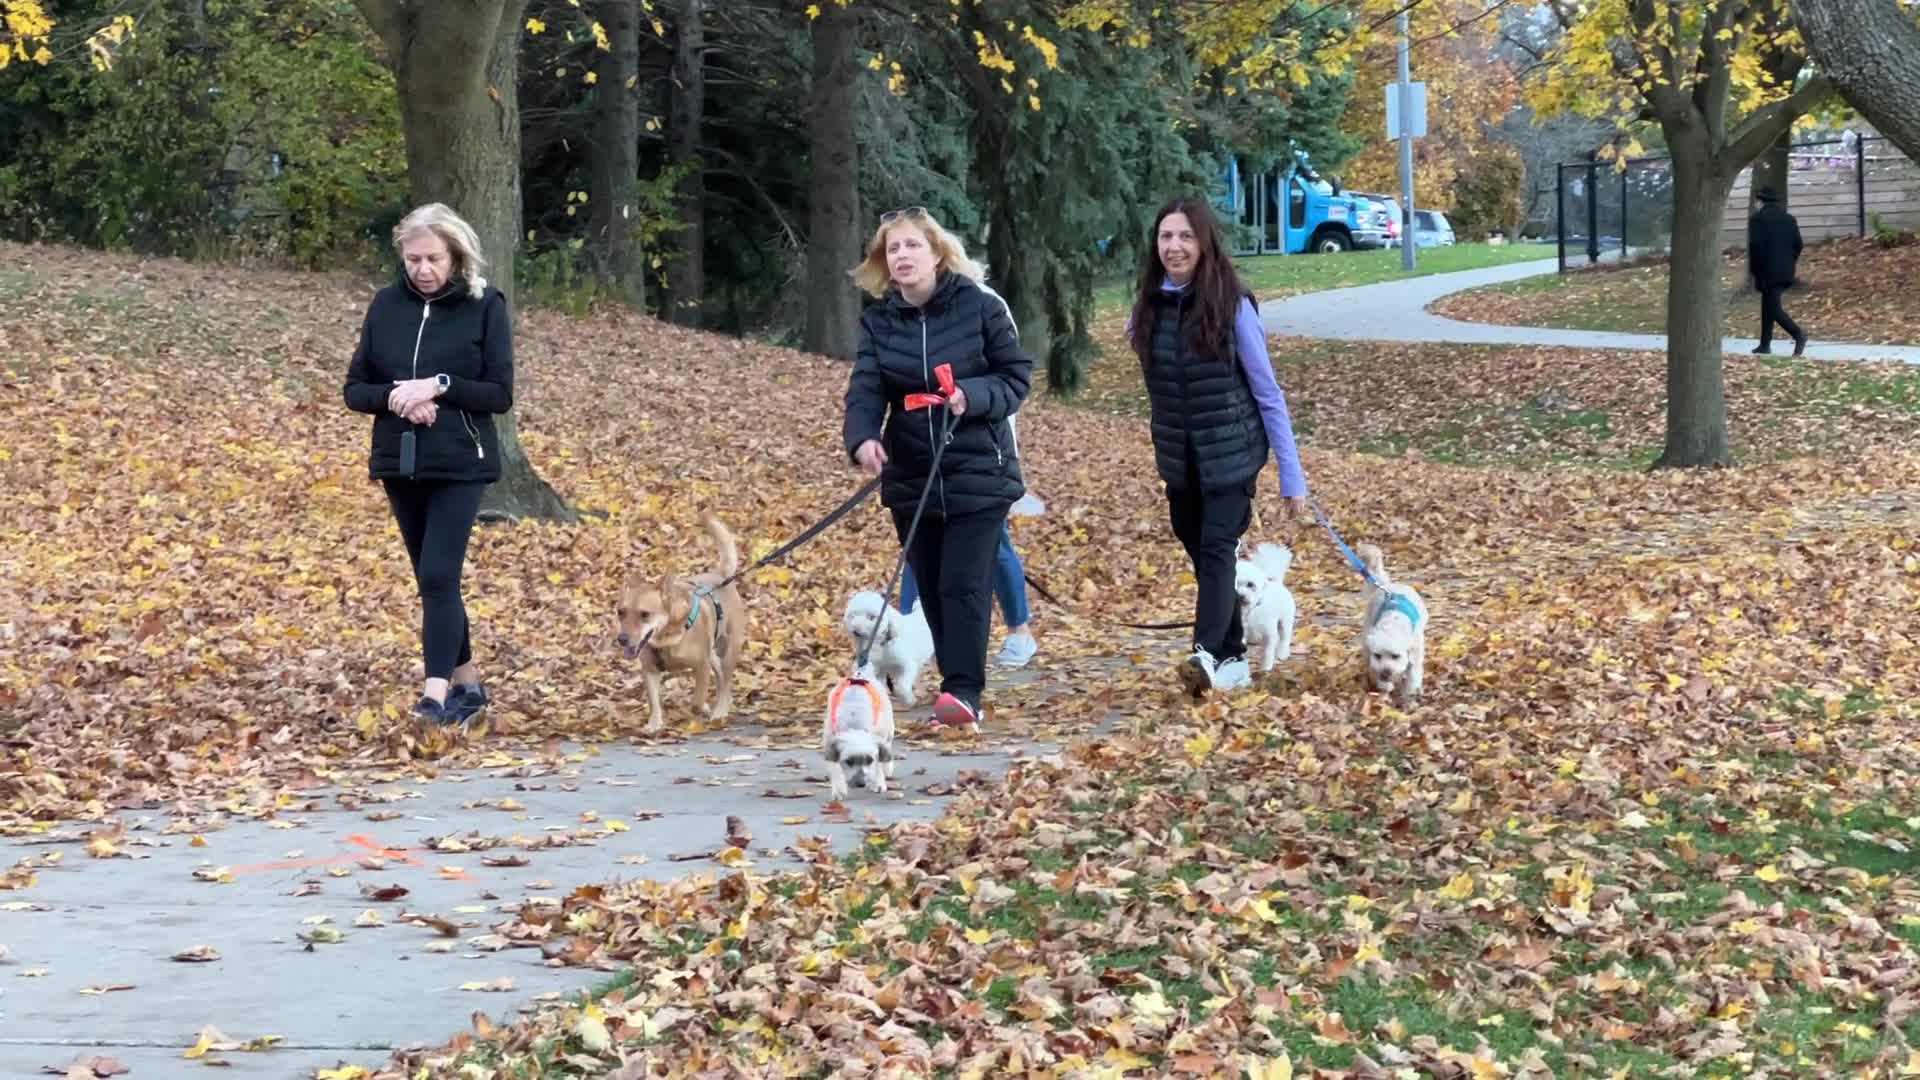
[412,696,457,726]
[449,683,489,724]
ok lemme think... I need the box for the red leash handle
[904,364,957,411]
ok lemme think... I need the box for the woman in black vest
[843,207,1033,732]
[343,203,514,726]
[1128,196,1309,697]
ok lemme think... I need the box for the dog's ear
[662,576,690,625]
[823,736,841,763]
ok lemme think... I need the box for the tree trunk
[1794,0,1920,162]
[354,0,574,523]
[589,0,645,310]
[664,0,705,326]
[802,1,861,360]
[1653,148,1738,470]
[1750,134,1791,210]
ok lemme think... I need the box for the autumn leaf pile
[1429,237,1920,347]
[4,241,1920,1077]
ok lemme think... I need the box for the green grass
[1093,242,1553,314]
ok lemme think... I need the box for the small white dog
[823,662,896,799]
[1356,543,1429,708]
[841,590,934,706]
[1234,541,1297,673]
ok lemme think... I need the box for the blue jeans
[899,520,1030,628]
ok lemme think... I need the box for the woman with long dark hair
[1128,196,1309,696]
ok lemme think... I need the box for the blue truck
[1219,154,1387,256]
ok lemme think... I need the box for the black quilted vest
[1140,287,1268,492]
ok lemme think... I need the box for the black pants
[1166,470,1255,662]
[1759,286,1803,349]
[382,479,485,680]
[892,503,1008,706]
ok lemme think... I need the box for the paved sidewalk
[1260,256,1920,365]
[0,729,1055,1078]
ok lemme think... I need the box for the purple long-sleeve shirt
[1135,279,1309,498]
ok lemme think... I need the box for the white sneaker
[994,632,1037,668]
[1179,648,1217,697]
[1212,656,1252,693]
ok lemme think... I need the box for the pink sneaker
[930,692,981,733]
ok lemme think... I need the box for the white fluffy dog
[1356,543,1429,708]
[1234,541,1297,673]
[841,590,934,706]
[823,662,896,799]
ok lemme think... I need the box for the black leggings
[1167,473,1255,662]
[892,504,1009,706]
[382,479,484,680]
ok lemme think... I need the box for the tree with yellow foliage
[1529,0,1831,468]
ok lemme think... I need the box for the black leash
[1020,570,1195,631]
[857,408,957,669]
[711,476,882,591]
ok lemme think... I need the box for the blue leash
[1309,496,1385,590]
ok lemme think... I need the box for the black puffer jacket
[843,272,1032,516]
[343,276,514,484]
[1140,286,1268,492]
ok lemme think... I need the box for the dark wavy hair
[1127,196,1252,368]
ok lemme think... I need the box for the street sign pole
[1397,9,1416,271]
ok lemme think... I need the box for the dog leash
[1310,496,1384,589]
[855,365,960,670]
[1018,569,1194,631]
[710,476,882,591]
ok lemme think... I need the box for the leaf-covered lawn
[3,242,1920,1079]
[1094,242,1553,314]
[1427,238,1920,347]
[1075,336,1920,471]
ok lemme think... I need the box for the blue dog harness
[1371,592,1424,630]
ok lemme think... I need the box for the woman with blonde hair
[843,207,1032,731]
[343,202,514,726]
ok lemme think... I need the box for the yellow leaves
[1754,863,1783,883]
[1242,1053,1294,1080]
[1019,24,1059,70]
[806,3,821,17]
[591,20,609,50]
[525,17,546,34]
[1437,872,1475,901]
[315,1067,369,1080]
[963,926,991,944]
[1183,730,1214,763]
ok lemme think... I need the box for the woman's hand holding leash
[402,401,439,426]
[388,377,441,414]
[946,387,968,416]
[1280,495,1308,520]
[855,440,888,477]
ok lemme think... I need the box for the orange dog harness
[827,677,888,735]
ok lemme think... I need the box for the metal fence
[1553,135,1920,272]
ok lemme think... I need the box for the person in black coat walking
[1748,187,1807,356]
[344,203,514,726]
[843,207,1032,732]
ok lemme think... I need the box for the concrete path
[1259,256,1920,365]
[0,728,1057,1077]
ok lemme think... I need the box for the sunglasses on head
[879,206,929,224]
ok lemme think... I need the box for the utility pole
[1397,8,1416,271]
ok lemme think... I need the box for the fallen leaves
[458,977,516,993]
[169,944,220,962]
[42,1058,127,1079]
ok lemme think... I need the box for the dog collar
[1372,592,1423,630]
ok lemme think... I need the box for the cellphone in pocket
[398,430,417,476]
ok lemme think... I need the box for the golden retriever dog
[615,515,748,732]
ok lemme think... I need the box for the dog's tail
[1355,542,1390,584]
[1253,542,1292,583]
[704,515,739,579]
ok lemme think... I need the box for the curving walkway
[1258,256,1920,365]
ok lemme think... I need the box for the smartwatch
[434,373,451,397]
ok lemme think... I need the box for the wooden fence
[1722,143,1920,247]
